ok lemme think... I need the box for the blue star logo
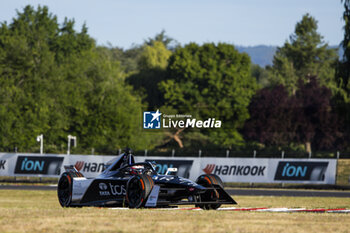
[143,110,162,129]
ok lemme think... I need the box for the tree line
[0,3,349,155]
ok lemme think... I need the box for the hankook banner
[0,153,337,184]
[192,158,337,184]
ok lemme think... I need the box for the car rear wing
[64,165,84,177]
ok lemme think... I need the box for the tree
[138,41,172,70]
[251,64,270,88]
[243,85,296,146]
[0,5,69,151]
[127,41,172,109]
[243,77,341,153]
[145,30,178,51]
[338,0,350,89]
[294,77,341,152]
[0,5,158,153]
[103,45,144,75]
[160,43,257,148]
[335,0,350,149]
[269,14,338,94]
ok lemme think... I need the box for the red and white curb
[110,207,350,213]
[216,207,350,213]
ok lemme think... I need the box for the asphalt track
[1,185,350,197]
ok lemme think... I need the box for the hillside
[236,45,277,67]
[236,45,343,67]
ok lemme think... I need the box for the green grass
[337,159,350,185]
[1,190,350,233]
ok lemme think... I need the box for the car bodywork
[57,153,237,209]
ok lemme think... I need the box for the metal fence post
[37,134,43,154]
[226,150,229,158]
[309,151,312,159]
[250,150,257,187]
[281,151,285,187]
[336,151,340,185]
[198,150,202,157]
[67,135,77,155]
[145,149,148,157]
[172,149,175,157]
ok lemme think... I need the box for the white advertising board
[0,153,337,184]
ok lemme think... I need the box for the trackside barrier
[0,153,337,184]
[0,153,115,178]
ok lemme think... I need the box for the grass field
[337,159,350,185]
[1,190,350,233]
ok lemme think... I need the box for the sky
[0,0,345,48]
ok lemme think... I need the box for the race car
[57,150,237,209]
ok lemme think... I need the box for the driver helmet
[122,147,135,166]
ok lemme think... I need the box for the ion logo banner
[14,156,63,175]
[274,161,329,181]
[145,159,193,178]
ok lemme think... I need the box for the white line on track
[110,207,350,213]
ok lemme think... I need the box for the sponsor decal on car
[109,183,126,196]
[99,182,110,196]
[72,179,94,200]
[98,182,125,196]
[145,185,160,207]
[99,183,108,190]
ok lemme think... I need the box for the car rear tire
[126,174,154,208]
[196,174,223,210]
[57,172,73,207]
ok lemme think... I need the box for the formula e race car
[57,150,237,209]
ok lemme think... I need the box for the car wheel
[196,174,223,210]
[126,174,154,208]
[57,172,73,207]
